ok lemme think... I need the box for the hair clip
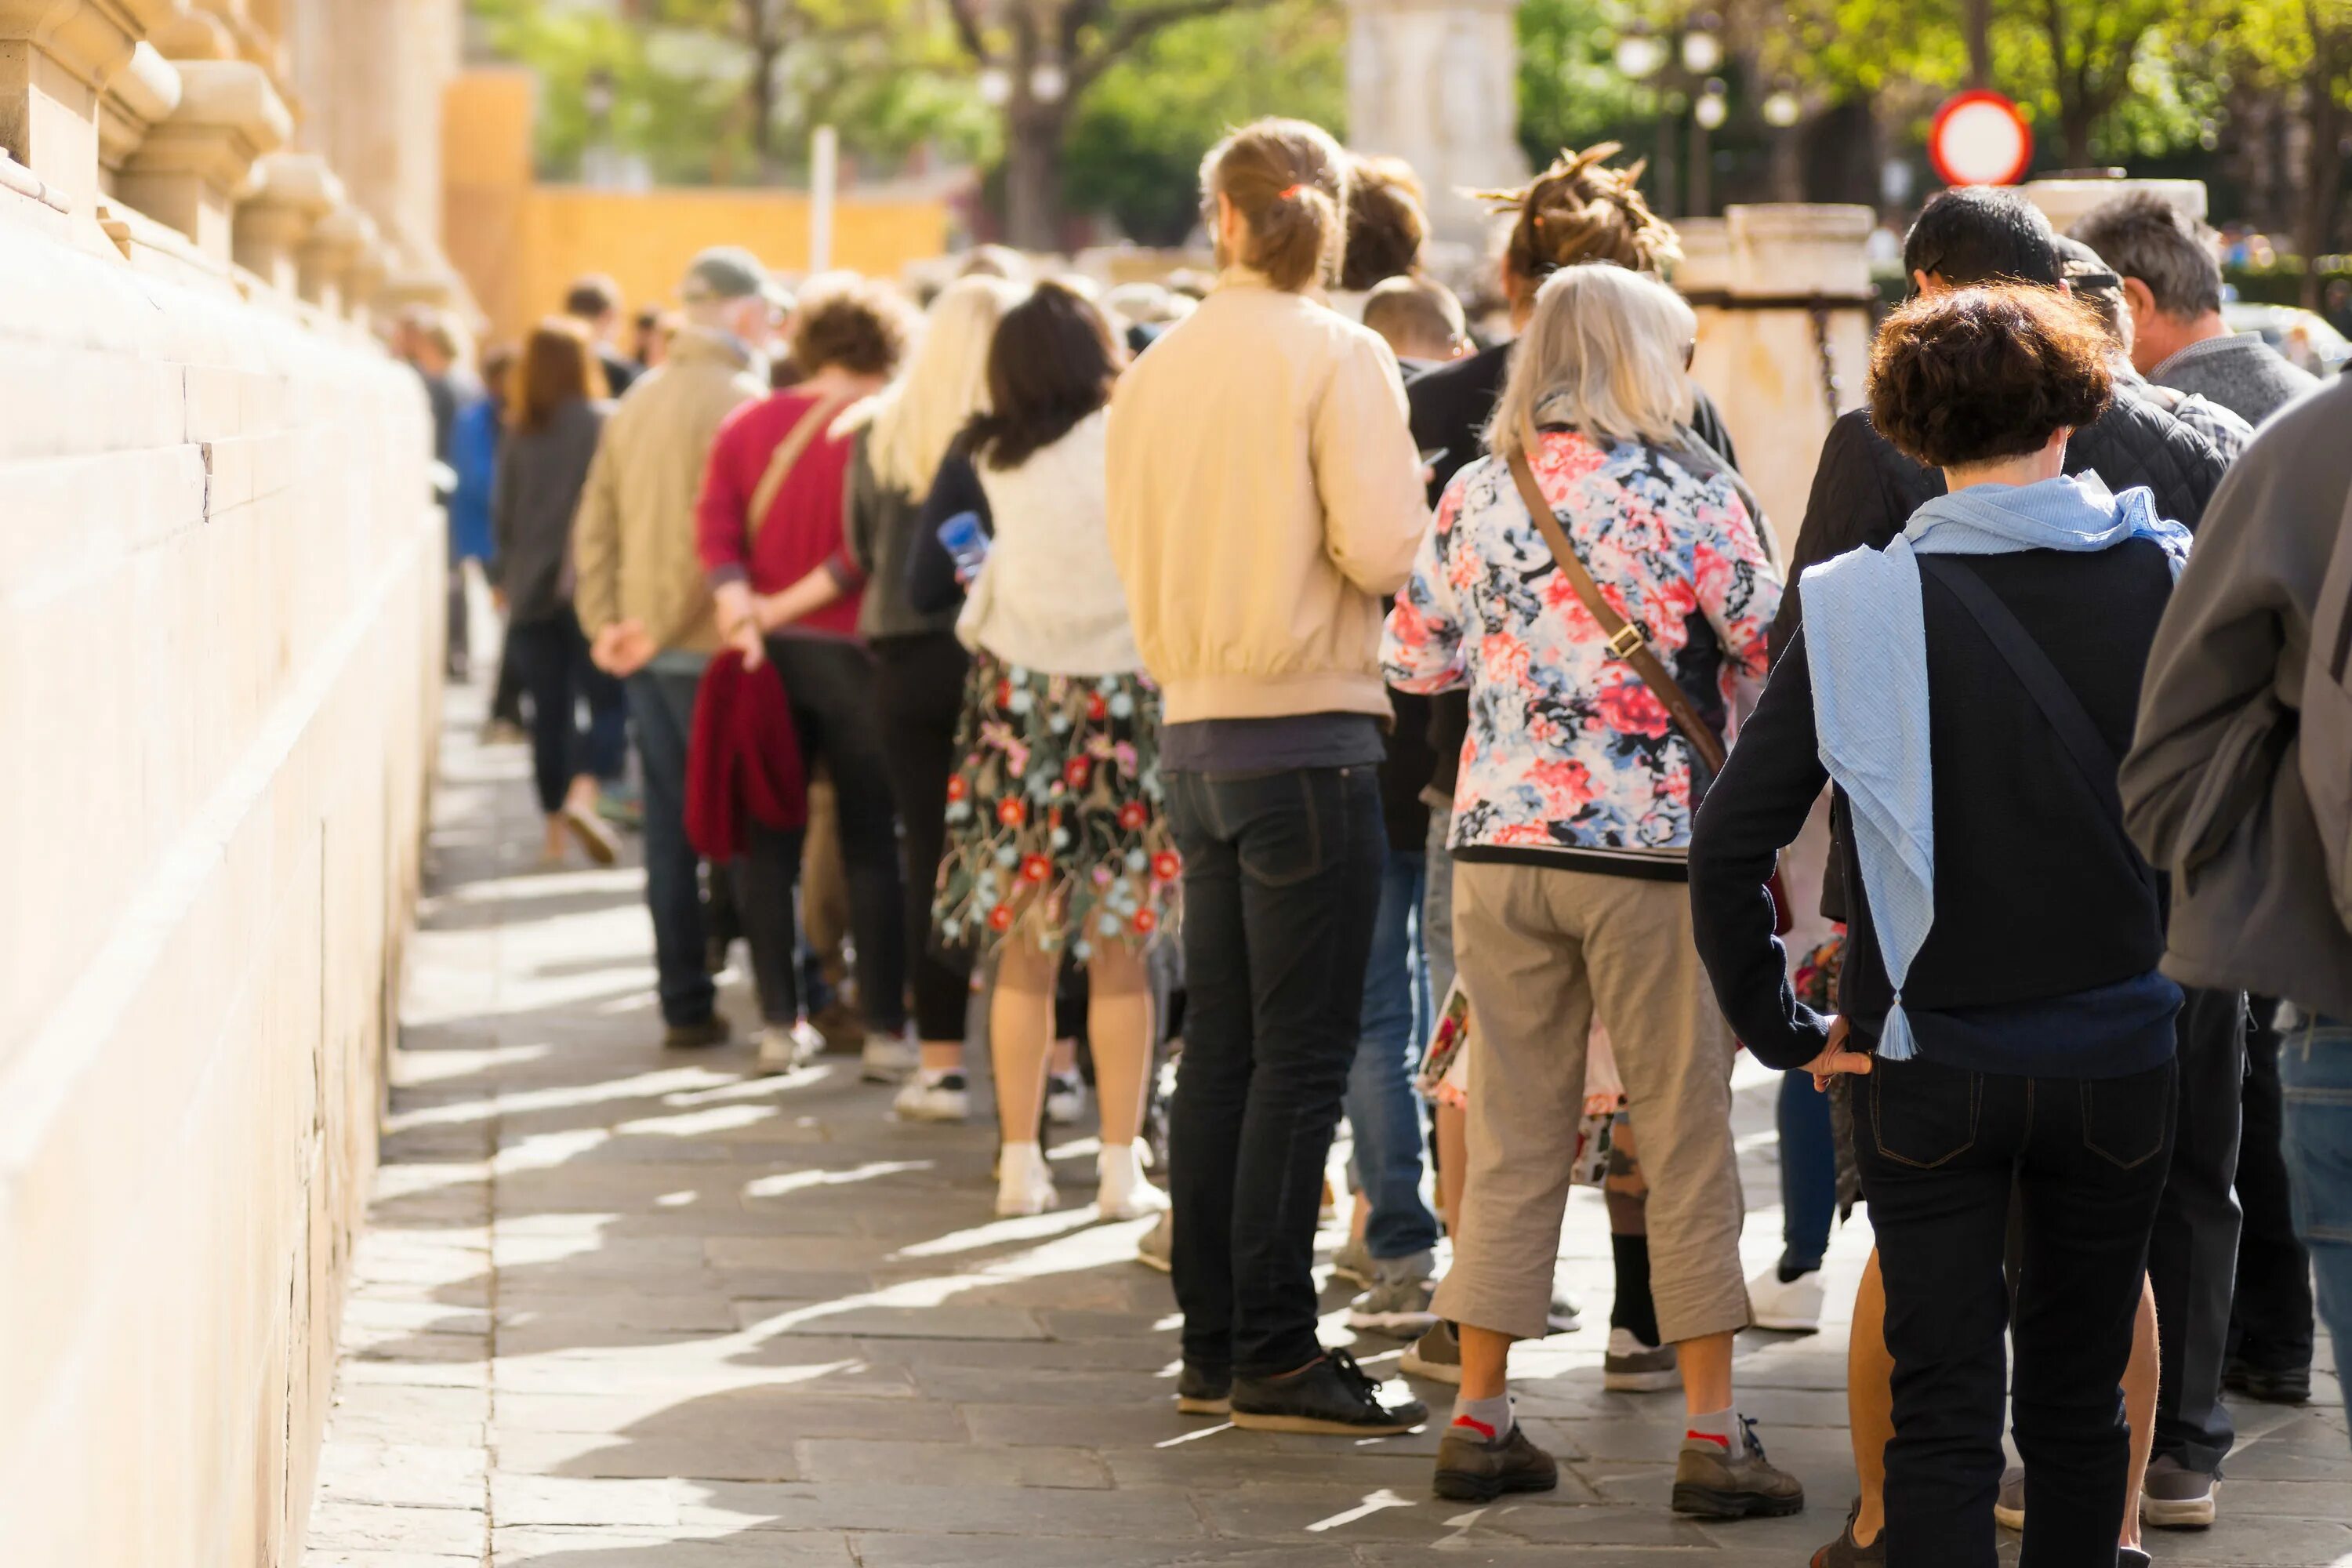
[1277,183,1305,199]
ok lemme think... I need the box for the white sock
[1685,1405,1740,1454]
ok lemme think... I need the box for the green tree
[1514,0,1648,173]
[2205,0,2352,300]
[1061,0,1345,244]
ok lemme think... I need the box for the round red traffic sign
[1929,89,2034,187]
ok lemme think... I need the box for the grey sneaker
[1671,1416,1805,1519]
[2140,1454,2216,1529]
[1346,1251,1438,1334]
[1602,1326,1679,1392]
[1330,1236,1375,1287]
[1993,1464,2024,1531]
[1400,1321,1462,1385]
[1433,1416,1559,1501]
[1134,1210,1173,1273]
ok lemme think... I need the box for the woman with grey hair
[1381,262,1798,1522]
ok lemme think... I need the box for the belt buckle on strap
[1605,622,1646,660]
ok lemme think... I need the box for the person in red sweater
[696,274,920,1081]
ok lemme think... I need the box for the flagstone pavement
[303,686,2350,1567]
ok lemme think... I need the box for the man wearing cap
[575,246,782,1049]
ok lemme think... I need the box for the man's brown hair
[788,275,916,378]
[1868,285,2113,470]
[1200,118,1348,293]
[509,316,608,433]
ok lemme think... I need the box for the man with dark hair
[2074,194,2318,426]
[564,271,642,396]
[1777,187,2245,1559]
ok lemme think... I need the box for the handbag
[1504,416,1727,774]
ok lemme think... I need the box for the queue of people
[405,123,2351,1564]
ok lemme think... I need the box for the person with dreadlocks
[1398,140,1769,1405]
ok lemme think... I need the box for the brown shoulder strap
[1505,416,1728,773]
[746,391,852,545]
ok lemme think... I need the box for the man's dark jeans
[1859,1053,2176,1568]
[2151,986,2247,1474]
[1165,765,1382,1377]
[623,668,715,1027]
[2230,997,2314,1377]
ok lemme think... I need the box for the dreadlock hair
[1480,142,1682,292]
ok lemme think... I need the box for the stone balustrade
[0,2,456,1563]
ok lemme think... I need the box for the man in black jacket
[1777,187,2243,1548]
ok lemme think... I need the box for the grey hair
[2071,194,2223,321]
[1487,263,1696,458]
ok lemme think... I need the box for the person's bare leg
[1436,1102,1468,1236]
[989,941,1057,1143]
[1676,1329,1735,1416]
[1849,1250,1893,1546]
[2122,1272,2158,1550]
[1457,1323,1514,1401]
[1052,1036,1080,1076]
[1084,942,1154,1149]
[919,1038,963,1075]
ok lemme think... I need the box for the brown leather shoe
[1811,1497,1884,1565]
[1433,1418,1559,1501]
[1671,1417,1805,1519]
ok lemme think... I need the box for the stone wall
[0,5,448,1564]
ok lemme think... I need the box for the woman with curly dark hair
[1689,284,2196,1566]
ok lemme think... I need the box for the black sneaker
[1810,1497,1884,1566]
[1231,1348,1428,1436]
[1433,1417,1559,1501]
[2222,1352,2312,1405]
[1177,1362,1231,1417]
[662,1016,731,1050]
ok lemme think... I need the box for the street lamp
[1029,60,1066,103]
[1693,78,1729,130]
[1681,15,1723,76]
[1613,27,1668,81]
[977,65,1012,106]
[1763,88,1802,128]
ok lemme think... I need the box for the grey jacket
[843,426,960,642]
[494,397,611,624]
[2122,374,2352,1018]
[2152,332,2320,428]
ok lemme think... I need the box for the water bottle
[938,510,989,583]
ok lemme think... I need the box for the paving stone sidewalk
[303,689,2350,1567]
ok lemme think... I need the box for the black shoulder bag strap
[1916,555,2155,896]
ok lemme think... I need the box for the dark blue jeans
[1346,849,1441,1260]
[1166,764,1384,1376]
[2280,1011,2352,1444]
[624,667,715,1027]
[2150,986,2247,1475]
[1777,1066,1838,1276]
[1859,1054,2176,1568]
[507,611,626,815]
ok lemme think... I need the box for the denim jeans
[2280,1011,2352,1440]
[1345,849,1441,1261]
[507,612,626,815]
[1858,1054,2176,1568]
[623,668,715,1027]
[1776,1066,1838,1276]
[1165,764,1384,1376]
[2230,999,2314,1374]
[2150,986,2247,1475]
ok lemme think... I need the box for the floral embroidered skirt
[931,649,1179,965]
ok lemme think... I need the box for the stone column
[114,53,285,257]
[2024,176,2206,236]
[296,197,369,314]
[1683,203,1877,564]
[230,145,332,289]
[1343,0,1528,245]
[95,37,176,183]
[343,220,387,328]
[0,0,179,199]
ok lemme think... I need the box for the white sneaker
[757,1020,825,1073]
[892,1069,969,1123]
[1095,1140,1168,1220]
[1746,1264,1825,1334]
[995,1141,1058,1217]
[862,1031,919,1083]
[1045,1072,1087,1126]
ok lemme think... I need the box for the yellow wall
[444,68,950,348]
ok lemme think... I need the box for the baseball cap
[681,246,789,308]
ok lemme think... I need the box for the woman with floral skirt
[930,280,1177,1218]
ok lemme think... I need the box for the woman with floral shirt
[1381,263,1797,1521]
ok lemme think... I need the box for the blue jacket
[448,395,501,563]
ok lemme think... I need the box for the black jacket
[1770,387,2225,659]
[1690,541,2178,1071]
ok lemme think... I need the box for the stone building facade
[0,3,457,1563]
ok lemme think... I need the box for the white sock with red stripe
[1449,1392,1513,1443]
[1685,1406,1740,1454]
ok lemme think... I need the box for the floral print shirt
[1381,426,1781,876]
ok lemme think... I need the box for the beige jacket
[572,325,765,656]
[1105,270,1429,724]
